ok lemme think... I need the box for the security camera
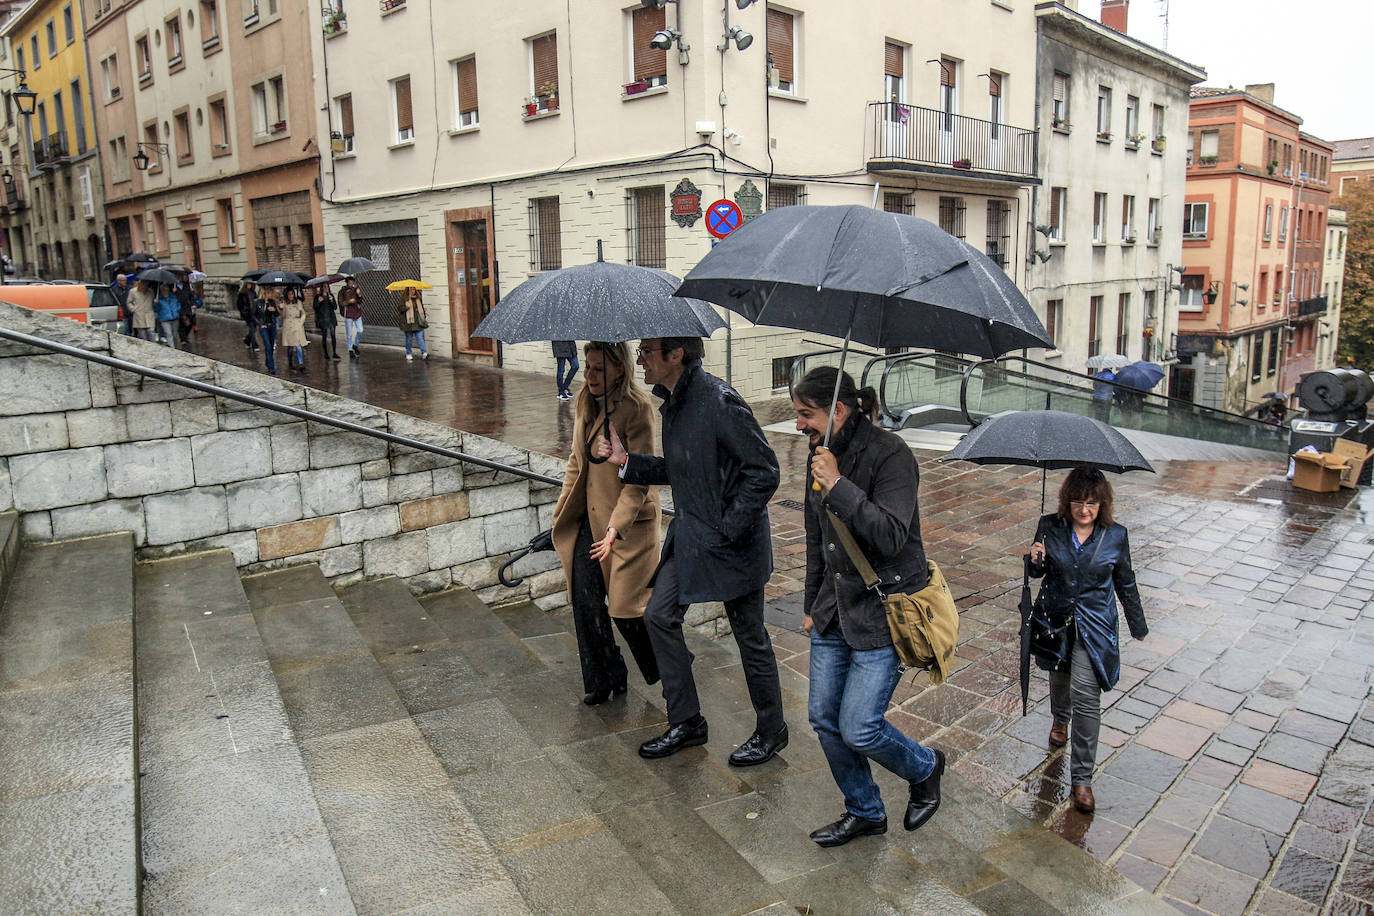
[650,28,679,50]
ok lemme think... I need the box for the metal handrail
[0,326,562,486]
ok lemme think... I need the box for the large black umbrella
[472,261,725,343]
[943,409,1154,475]
[137,267,182,285]
[677,204,1050,448]
[338,257,376,275]
[305,273,347,289]
[254,270,306,286]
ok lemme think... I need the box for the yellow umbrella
[385,279,433,291]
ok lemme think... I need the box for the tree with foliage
[1337,183,1374,367]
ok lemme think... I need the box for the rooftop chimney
[1244,83,1276,103]
[1101,0,1128,33]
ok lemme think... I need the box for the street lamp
[0,68,37,116]
[132,141,170,172]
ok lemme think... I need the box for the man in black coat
[602,337,787,765]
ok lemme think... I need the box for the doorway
[184,227,202,271]
[447,209,494,358]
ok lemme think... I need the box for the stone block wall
[0,302,567,608]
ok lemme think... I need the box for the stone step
[248,566,525,914]
[0,532,138,915]
[134,549,353,914]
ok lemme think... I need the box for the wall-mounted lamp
[1203,281,1219,305]
[132,141,170,172]
[0,68,36,116]
[1034,223,1054,238]
[1170,265,1186,276]
[735,0,758,8]
[724,25,752,50]
[649,27,681,50]
[1,169,13,191]
[1031,249,1052,263]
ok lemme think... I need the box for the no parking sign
[705,199,743,239]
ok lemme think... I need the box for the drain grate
[776,498,806,511]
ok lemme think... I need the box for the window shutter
[884,41,903,78]
[79,167,93,218]
[456,58,478,115]
[940,58,955,88]
[632,7,665,81]
[395,77,412,131]
[988,73,1001,97]
[1052,73,1066,102]
[531,33,558,94]
[339,94,354,136]
[766,9,793,84]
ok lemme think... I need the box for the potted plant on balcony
[1151,136,1167,152]
[1199,154,1219,166]
[1127,132,1146,149]
[624,80,649,95]
[323,8,346,34]
[1267,160,1278,175]
[1097,129,1112,142]
[538,81,559,111]
[524,96,538,117]
[952,157,971,170]
[1051,115,1070,131]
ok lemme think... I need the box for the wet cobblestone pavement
[186,315,1374,914]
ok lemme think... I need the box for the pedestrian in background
[237,283,260,351]
[255,288,281,375]
[792,367,944,847]
[175,281,197,344]
[127,278,156,342]
[398,288,429,361]
[1091,369,1115,424]
[552,341,661,706]
[339,276,364,358]
[110,273,131,335]
[552,339,578,400]
[1028,467,1148,815]
[313,286,340,360]
[280,286,308,373]
[154,283,180,346]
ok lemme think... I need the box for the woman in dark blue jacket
[1029,467,1147,814]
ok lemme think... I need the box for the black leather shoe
[809,813,887,847]
[582,678,628,707]
[904,749,945,831]
[638,718,708,759]
[728,724,789,767]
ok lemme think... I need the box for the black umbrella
[123,251,156,262]
[137,267,182,285]
[241,268,270,282]
[305,273,347,289]
[1018,554,1035,716]
[338,257,376,275]
[943,410,1154,474]
[254,269,306,286]
[677,204,1050,449]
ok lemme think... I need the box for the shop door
[453,218,493,356]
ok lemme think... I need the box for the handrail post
[960,359,993,427]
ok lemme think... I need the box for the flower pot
[524,103,538,117]
[625,81,648,95]
[1151,138,1166,152]
[952,161,971,170]
[544,96,559,112]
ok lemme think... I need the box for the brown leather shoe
[1049,724,1068,748]
[1072,785,1095,813]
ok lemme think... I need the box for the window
[627,186,665,269]
[1051,72,1069,127]
[630,6,667,89]
[70,79,86,152]
[527,33,558,113]
[30,35,39,69]
[1151,103,1164,141]
[1045,299,1062,349]
[136,35,152,82]
[46,19,56,57]
[334,94,354,151]
[1121,195,1135,242]
[63,5,74,44]
[1178,274,1204,311]
[1264,203,1273,241]
[209,95,229,154]
[100,54,120,100]
[217,196,236,249]
[15,46,23,76]
[79,166,93,218]
[1274,270,1284,306]
[270,75,285,131]
[1199,129,1218,163]
[1116,294,1130,355]
[107,135,129,182]
[1183,202,1208,239]
[938,196,965,239]
[529,196,561,271]
[1147,198,1160,243]
[251,74,286,136]
[1048,186,1065,241]
[1258,270,1269,308]
[152,209,168,253]
[174,109,192,163]
[1251,335,1264,383]
[391,76,413,142]
[1278,206,1288,242]
[201,0,220,47]
[1088,295,1103,357]
[143,121,161,172]
[772,355,804,390]
[1096,85,1111,137]
[884,41,905,108]
[1093,192,1107,242]
[987,71,1003,137]
[882,192,913,215]
[452,57,478,129]
[985,200,1009,267]
[166,14,184,66]
[1125,94,1138,140]
[1267,329,1279,375]
[767,183,804,209]
[251,81,268,135]
[767,9,795,93]
[938,57,957,128]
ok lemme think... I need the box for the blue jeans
[259,324,277,374]
[345,316,363,350]
[809,629,936,821]
[404,329,427,355]
[556,355,579,395]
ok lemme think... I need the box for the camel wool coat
[279,299,308,347]
[552,390,660,619]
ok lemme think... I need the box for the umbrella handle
[497,547,534,587]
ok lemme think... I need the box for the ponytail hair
[792,366,879,422]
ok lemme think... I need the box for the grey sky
[1089,0,1369,141]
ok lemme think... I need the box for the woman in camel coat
[279,287,309,373]
[126,279,157,341]
[552,341,661,705]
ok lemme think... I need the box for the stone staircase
[0,516,1175,914]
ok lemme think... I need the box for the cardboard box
[1332,438,1374,489]
[1293,450,1346,493]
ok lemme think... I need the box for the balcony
[1297,295,1327,318]
[5,184,24,209]
[32,133,70,170]
[866,102,1037,183]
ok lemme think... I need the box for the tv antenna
[1157,0,1171,50]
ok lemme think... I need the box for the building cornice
[1035,2,1206,86]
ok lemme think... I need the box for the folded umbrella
[1019,554,1035,717]
[385,279,433,291]
[338,257,376,275]
[1113,361,1165,391]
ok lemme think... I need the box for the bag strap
[825,508,883,595]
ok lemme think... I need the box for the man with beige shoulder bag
[793,366,957,848]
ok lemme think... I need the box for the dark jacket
[623,359,779,604]
[804,414,928,650]
[236,289,255,323]
[1030,513,1148,690]
[552,340,577,359]
[314,294,338,328]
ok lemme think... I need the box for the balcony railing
[32,132,70,169]
[1298,295,1328,317]
[867,102,1036,180]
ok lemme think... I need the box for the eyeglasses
[635,347,665,359]
[1069,500,1101,510]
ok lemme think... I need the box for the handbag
[826,510,959,682]
[1027,529,1105,672]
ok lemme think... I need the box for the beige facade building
[87,0,322,307]
[1320,206,1346,369]
[1031,1,1203,382]
[312,0,1043,397]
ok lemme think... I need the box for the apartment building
[0,12,36,276]
[1030,0,1203,378]
[1319,206,1345,370]
[87,0,323,308]
[1175,84,1333,414]
[311,0,1041,399]
[0,0,108,281]
[1332,137,1373,203]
